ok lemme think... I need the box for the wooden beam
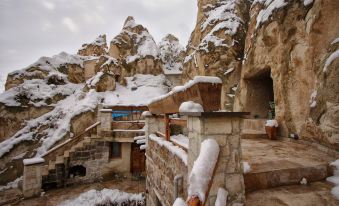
[169,118,187,127]
[164,114,170,141]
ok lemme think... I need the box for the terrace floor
[242,138,339,205]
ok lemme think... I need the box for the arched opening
[69,165,86,178]
[245,69,275,119]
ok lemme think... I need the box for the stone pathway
[246,181,339,206]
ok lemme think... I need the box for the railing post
[97,104,112,137]
[186,113,245,206]
[164,114,170,141]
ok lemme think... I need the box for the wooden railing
[41,121,100,161]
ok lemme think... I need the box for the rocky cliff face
[183,0,338,148]
[159,34,185,74]
[234,0,339,148]
[182,0,250,110]
[109,16,163,77]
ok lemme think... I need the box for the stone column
[97,104,112,137]
[186,113,245,206]
[22,158,45,198]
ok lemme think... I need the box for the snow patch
[215,188,228,206]
[170,134,189,149]
[179,101,204,113]
[266,119,278,127]
[173,198,187,206]
[243,162,251,174]
[327,159,339,200]
[149,134,187,165]
[256,0,289,29]
[323,50,339,73]
[23,157,45,165]
[309,90,317,108]
[188,139,220,202]
[0,176,22,192]
[58,188,144,206]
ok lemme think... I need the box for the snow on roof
[188,139,220,202]
[255,0,289,29]
[149,76,222,104]
[58,188,144,206]
[179,101,204,113]
[103,74,169,107]
[23,157,45,165]
[149,134,187,165]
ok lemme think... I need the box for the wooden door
[130,143,145,174]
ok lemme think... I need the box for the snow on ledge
[179,101,204,113]
[23,157,45,166]
[326,159,339,200]
[215,188,228,206]
[149,134,187,165]
[188,139,220,202]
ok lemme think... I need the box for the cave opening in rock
[245,69,275,119]
[69,165,86,178]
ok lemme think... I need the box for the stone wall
[146,138,188,206]
[66,141,110,185]
[187,115,245,206]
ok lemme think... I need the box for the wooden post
[164,114,170,141]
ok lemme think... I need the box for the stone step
[48,160,55,171]
[246,181,339,206]
[244,162,331,192]
[242,138,336,192]
[241,129,268,139]
[91,134,98,139]
[84,136,91,143]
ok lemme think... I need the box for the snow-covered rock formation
[159,34,185,74]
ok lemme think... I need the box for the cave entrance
[69,165,86,178]
[245,69,275,119]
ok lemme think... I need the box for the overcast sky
[0,0,197,89]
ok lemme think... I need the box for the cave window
[245,69,275,119]
[69,165,86,178]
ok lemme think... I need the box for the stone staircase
[241,119,268,139]
[224,84,238,111]
[242,138,338,205]
[41,135,95,189]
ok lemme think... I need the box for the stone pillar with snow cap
[22,157,45,198]
[97,104,112,137]
[182,109,249,206]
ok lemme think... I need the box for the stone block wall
[66,141,110,185]
[187,115,245,206]
[146,138,188,206]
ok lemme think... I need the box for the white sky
[0,0,197,90]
